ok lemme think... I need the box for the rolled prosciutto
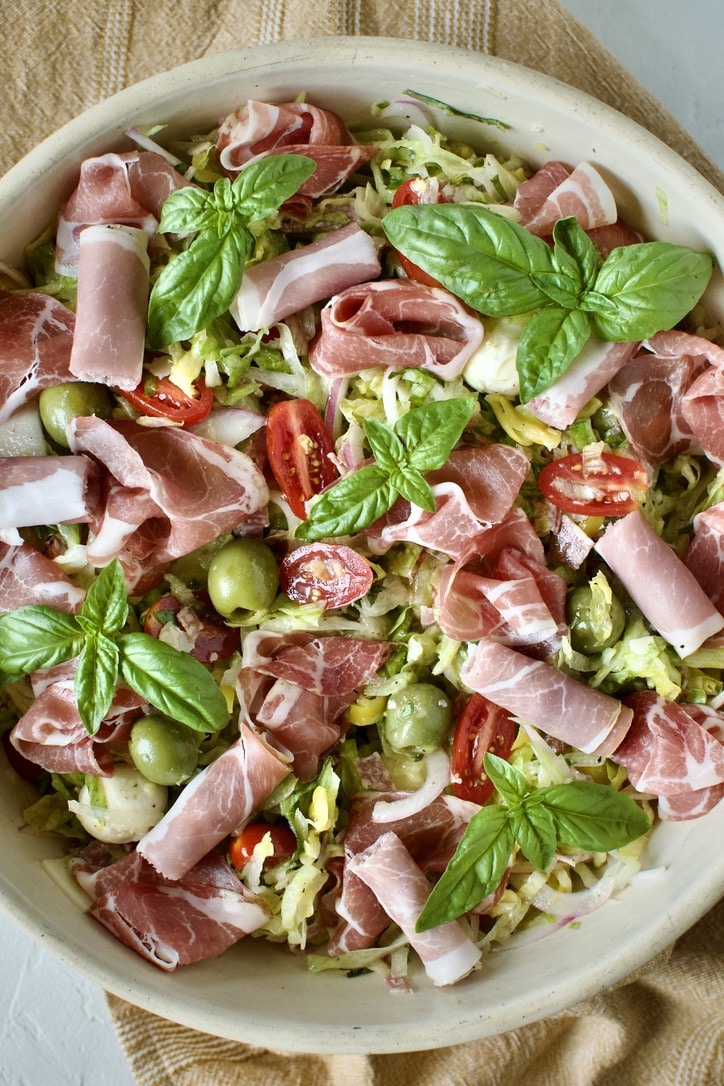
[69,224,150,389]
[0,455,95,529]
[527,339,639,429]
[516,162,618,237]
[461,640,632,755]
[0,290,75,424]
[346,831,482,986]
[595,509,724,657]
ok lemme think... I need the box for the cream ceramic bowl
[1,37,723,1055]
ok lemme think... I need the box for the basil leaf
[416,805,514,931]
[516,306,592,403]
[382,204,556,316]
[117,632,229,733]
[396,397,475,472]
[538,781,651,852]
[80,559,128,635]
[584,242,714,341]
[228,154,317,221]
[510,800,557,871]
[157,186,216,235]
[552,216,600,292]
[390,466,436,511]
[0,607,84,675]
[484,752,529,806]
[529,270,581,310]
[295,466,397,541]
[147,227,252,348]
[364,417,405,473]
[75,633,119,736]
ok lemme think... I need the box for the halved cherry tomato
[538,451,649,517]
[279,542,374,608]
[118,374,214,425]
[142,592,240,663]
[390,177,447,288]
[451,693,516,805]
[266,398,338,520]
[228,822,297,870]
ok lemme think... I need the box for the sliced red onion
[325,376,349,439]
[372,748,450,823]
[531,857,638,918]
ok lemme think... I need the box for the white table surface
[1,4,722,1084]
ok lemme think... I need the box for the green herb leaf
[551,216,600,292]
[517,306,592,403]
[416,804,514,931]
[382,203,556,316]
[390,466,436,511]
[538,780,652,852]
[484,752,529,806]
[403,89,510,130]
[509,800,558,870]
[148,228,252,348]
[296,466,397,541]
[583,242,714,341]
[0,606,84,675]
[157,186,217,235]
[395,397,475,472]
[227,154,317,221]
[75,633,120,735]
[117,632,229,733]
[80,559,128,635]
[364,417,405,473]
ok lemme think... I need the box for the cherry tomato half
[279,542,374,608]
[451,693,516,805]
[266,398,338,520]
[390,177,447,288]
[142,592,240,663]
[228,822,297,871]
[538,451,649,517]
[118,374,214,426]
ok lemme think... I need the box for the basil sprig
[147,153,316,348]
[295,397,475,541]
[382,204,714,403]
[416,753,651,932]
[0,560,229,736]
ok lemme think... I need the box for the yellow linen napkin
[2,2,723,1084]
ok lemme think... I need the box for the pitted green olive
[382,682,453,756]
[567,585,626,655]
[207,538,279,616]
[128,716,199,786]
[38,382,114,448]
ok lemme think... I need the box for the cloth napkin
[4,2,724,1084]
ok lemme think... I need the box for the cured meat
[217,99,377,198]
[513,161,570,224]
[0,455,96,529]
[367,444,530,558]
[461,639,633,755]
[682,367,724,465]
[517,162,618,237]
[346,831,482,986]
[137,721,292,881]
[68,224,150,389]
[527,338,639,429]
[252,635,390,696]
[67,417,269,588]
[0,290,75,423]
[308,280,484,380]
[55,150,192,275]
[685,502,724,612]
[0,541,85,614]
[614,691,724,795]
[595,509,724,657]
[230,223,380,332]
[77,849,269,970]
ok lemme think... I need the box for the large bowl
[1,37,723,1055]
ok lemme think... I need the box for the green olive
[567,585,626,655]
[38,382,114,448]
[207,538,279,616]
[128,716,199,786]
[381,682,453,756]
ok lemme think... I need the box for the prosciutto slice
[461,640,633,755]
[346,831,482,986]
[0,455,96,529]
[516,162,618,237]
[55,150,192,275]
[308,280,484,380]
[0,290,75,423]
[527,338,639,429]
[682,366,724,465]
[230,223,380,332]
[68,224,150,389]
[217,99,377,198]
[0,541,85,614]
[685,502,724,612]
[137,721,292,881]
[595,509,724,657]
[76,849,269,971]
